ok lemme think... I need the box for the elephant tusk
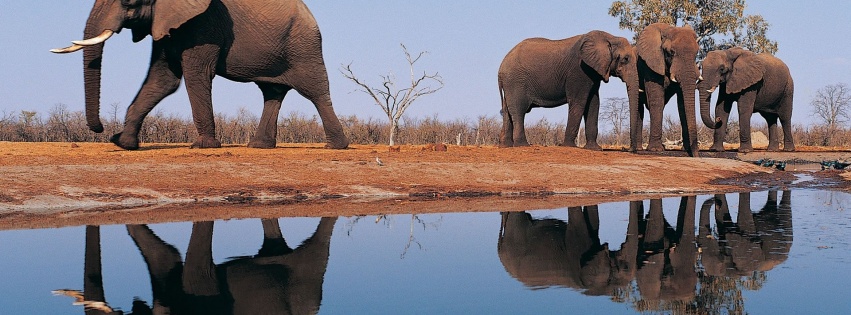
[698,75,704,81]
[706,87,716,93]
[50,44,85,54]
[71,30,114,46]
[638,89,644,93]
[670,75,678,83]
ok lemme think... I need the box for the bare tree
[811,83,851,146]
[601,97,629,146]
[340,43,444,146]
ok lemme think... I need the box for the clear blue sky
[1,1,849,127]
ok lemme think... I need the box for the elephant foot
[709,145,725,152]
[646,143,665,152]
[247,137,277,149]
[767,145,780,152]
[737,145,753,153]
[583,143,603,151]
[783,144,796,152]
[324,137,350,150]
[190,136,222,149]
[110,132,139,150]
[560,141,578,148]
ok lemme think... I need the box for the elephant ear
[151,0,212,41]
[580,31,613,83]
[727,53,765,94]
[637,23,669,75]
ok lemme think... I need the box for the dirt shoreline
[0,142,846,230]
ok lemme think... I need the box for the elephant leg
[582,93,603,151]
[710,98,733,152]
[126,224,184,312]
[183,47,222,149]
[500,107,514,147]
[644,81,666,151]
[113,45,182,150]
[563,101,584,147]
[289,68,349,149]
[762,112,781,151]
[505,95,530,146]
[257,218,293,256]
[779,95,796,151]
[83,226,106,305]
[183,221,220,296]
[737,93,757,153]
[248,83,291,149]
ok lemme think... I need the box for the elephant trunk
[82,26,105,133]
[81,2,124,133]
[699,87,723,129]
[681,74,700,157]
[626,76,642,152]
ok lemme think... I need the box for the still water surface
[1,189,850,314]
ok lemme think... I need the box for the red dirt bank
[0,142,794,229]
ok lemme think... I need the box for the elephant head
[697,48,763,129]
[637,23,701,155]
[580,31,642,151]
[52,0,213,133]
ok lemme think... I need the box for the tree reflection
[498,191,793,313]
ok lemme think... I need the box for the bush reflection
[498,191,793,312]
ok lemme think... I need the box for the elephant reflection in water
[498,205,613,293]
[71,217,337,314]
[498,197,697,299]
[698,191,793,278]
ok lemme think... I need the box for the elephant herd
[499,191,793,307]
[52,1,794,155]
[499,24,796,155]
[65,191,791,314]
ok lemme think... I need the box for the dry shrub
[4,106,850,149]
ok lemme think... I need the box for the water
[1,190,850,314]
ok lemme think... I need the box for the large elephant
[125,217,338,314]
[498,30,640,149]
[52,0,349,150]
[635,23,702,156]
[698,48,795,152]
[698,191,793,277]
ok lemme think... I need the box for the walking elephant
[698,48,795,152]
[126,217,338,314]
[52,0,349,150]
[498,30,640,149]
[635,23,702,156]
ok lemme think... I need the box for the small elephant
[498,30,640,149]
[52,0,349,150]
[635,23,702,156]
[698,48,795,152]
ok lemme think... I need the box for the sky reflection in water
[1,189,850,314]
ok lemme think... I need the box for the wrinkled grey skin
[498,30,640,150]
[56,0,349,150]
[123,217,337,314]
[635,23,701,157]
[698,48,795,152]
[698,191,793,276]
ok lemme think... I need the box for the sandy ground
[1,141,846,230]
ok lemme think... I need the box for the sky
[1,1,850,129]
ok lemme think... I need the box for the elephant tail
[498,77,509,120]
